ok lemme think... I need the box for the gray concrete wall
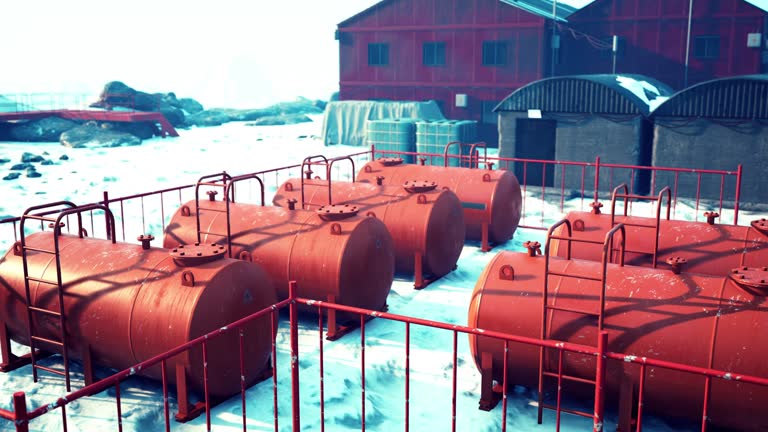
[653,118,768,205]
[498,112,650,194]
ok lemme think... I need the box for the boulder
[185,110,231,127]
[9,117,79,142]
[102,121,159,140]
[3,172,21,181]
[61,124,142,148]
[245,114,312,126]
[91,81,187,127]
[21,152,45,163]
[178,98,204,114]
[10,163,34,171]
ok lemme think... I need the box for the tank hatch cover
[729,267,768,295]
[317,204,359,221]
[378,157,404,166]
[403,180,438,193]
[751,218,768,235]
[171,243,227,266]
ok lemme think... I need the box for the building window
[693,36,720,59]
[482,41,507,66]
[423,42,446,66]
[368,43,389,66]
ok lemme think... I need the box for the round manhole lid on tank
[751,218,768,235]
[317,204,359,221]
[378,157,404,166]
[403,180,437,193]
[729,266,768,295]
[170,243,228,266]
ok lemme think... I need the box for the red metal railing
[3,283,768,432]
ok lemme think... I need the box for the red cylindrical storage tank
[356,158,522,251]
[0,232,276,400]
[551,211,768,276]
[163,199,395,316]
[468,251,768,430]
[272,178,465,287]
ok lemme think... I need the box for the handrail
[610,183,671,268]
[221,173,266,258]
[194,172,233,244]
[299,154,357,209]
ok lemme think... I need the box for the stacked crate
[365,119,418,163]
[415,120,478,166]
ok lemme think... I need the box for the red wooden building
[557,0,767,89]
[336,0,576,146]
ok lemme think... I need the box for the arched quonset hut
[494,74,672,192]
[652,75,768,205]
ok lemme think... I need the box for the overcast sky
[1,0,765,108]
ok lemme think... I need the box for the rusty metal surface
[552,211,768,276]
[357,159,522,245]
[0,232,276,399]
[468,251,768,431]
[274,178,464,277]
[163,200,395,317]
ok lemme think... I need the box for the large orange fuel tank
[468,251,768,431]
[551,211,768,276]
[356,158,522,251]
[272,178,464,288]
[0,232,276,401]
[163,198,395,317]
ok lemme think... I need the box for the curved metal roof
[652,75,768,119]
[494,74,674,117]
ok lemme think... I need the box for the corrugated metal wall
[653,76,768,119]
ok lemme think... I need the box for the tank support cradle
[0,321,53,373]
[326,295,388,341]
[478,352,501,411]
[617,372,638,432]
[413,253,458,290]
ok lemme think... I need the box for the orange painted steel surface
[0,232,276,400]
[273,178,465,286]
[468,251,768,431]
[357,158,522,251]
[552,211,768,276]
[163,199,395,317]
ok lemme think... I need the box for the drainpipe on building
[551,0,558,77]
[684,0,694,88]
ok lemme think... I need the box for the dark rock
[91,81,187,127]
[9,117,79,142]
[245,114,312,126]
[21,152,45,163]
[178,98,204,114]
[59,155,69,160]
[329,91,340,102]
[101,121,159,140]
[60,124,142,148]
[185,110,231,127]
[0,158,10,164]
[10,163,33,170]
[159,105,185,126]
[41,159,54,166]
[272,97,324,115]
[27,169,42,178]
[3,172,21,181]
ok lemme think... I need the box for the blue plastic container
[416,120,478,166]
[365,119,417,163]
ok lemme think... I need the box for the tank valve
[590,201,603,215]
[137,234,155,250]
[418,157,427,166]
[666,256,687,274]
[304,169,313,180]
[704,211,720,225]
[287,198,298,211]
[376,175,385,186]
[206,190,218,202]
[486,162,495,171]
[523,241,542,257]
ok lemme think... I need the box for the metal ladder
[442,141,487,168]
[609,184,671,268]
[19,202,116,391]
[537,218,626,429]
[194,171,266,258]
[298,154,356,210]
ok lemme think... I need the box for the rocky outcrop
[2,151,68,181]
[9,117,79,142]
[60,123,142,148]
[90,81,195,127]
[186,97,324,127]
[245,114,312,126]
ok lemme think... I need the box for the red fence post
[594,331,608,432]
[12,392,28,432]
[289,281,301,431]
[733,164,742,225]
[593,156,601,204]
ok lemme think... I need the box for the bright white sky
[1,0,766,108]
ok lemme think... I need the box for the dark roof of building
[338,0,577,27]
[652,75,768,119]
[494,74,674,117]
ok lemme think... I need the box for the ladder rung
[31,336,64,347]
[196,207,227,213]
[545,304,600,317]
[548,235,605,245]
[24,215,58,223]
[613,221,656,229]
[542,371,597,385]
[28,306,62,318]
[541,404,593,419]
[546,271,602,282]
[615,193,660,201]
[26,276,59,285]
[197,181,226,187]
[23,246,56,254]
[33,364,67,376]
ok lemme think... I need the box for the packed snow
[0,116,764,432]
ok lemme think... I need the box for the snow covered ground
[0,116,765,432]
